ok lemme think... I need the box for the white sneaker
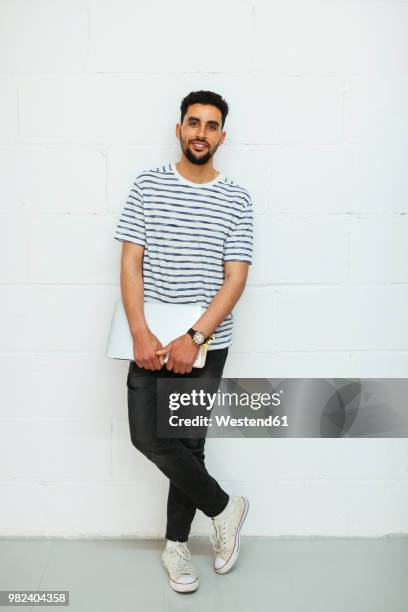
[161,541,199,593]
[210,496,249,574]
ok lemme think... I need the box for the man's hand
[155,334,200,374]
[133,328,164,371]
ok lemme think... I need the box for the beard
[180,135,219,166]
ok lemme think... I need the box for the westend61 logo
[167,389,283,411]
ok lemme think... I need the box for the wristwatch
[187,327,215,347]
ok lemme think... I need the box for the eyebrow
[187,116,220,128]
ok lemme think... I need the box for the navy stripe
[145,220,228,236]
[145,255,223,270]
[139,175,251,200]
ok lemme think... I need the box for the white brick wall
[0,0,407,537]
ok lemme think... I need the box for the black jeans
[126,347,230,543]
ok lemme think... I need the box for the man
[113,90,254,593]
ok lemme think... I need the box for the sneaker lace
[210,519,228,556]
[167,543,194,577]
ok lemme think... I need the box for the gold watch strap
[201,333,215,350]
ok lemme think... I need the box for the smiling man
[114,90,254,593]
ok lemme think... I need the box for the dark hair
[180,90,229,129]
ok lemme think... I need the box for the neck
[175,157,219,184]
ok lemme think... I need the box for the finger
[153,357,162,370]
[156,343,170,355]
[166,357,174,371]
[149,358,158,371]
[143,359,151,370]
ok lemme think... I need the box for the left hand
[155,334,200,374]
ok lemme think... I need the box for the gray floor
[1,536,407,612]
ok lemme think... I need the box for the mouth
[190,141,208,152]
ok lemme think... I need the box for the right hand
[133,328,164,371]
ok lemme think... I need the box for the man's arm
[120,242,148,336]
[120,241,163,370]
[191,261,250,337]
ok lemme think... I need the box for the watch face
[193,331,205,344]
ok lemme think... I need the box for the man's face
[176,103,226,166]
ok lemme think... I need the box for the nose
[196,125,206,139]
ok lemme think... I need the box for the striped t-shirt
[113,161,254,350]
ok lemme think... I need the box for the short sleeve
[223,195,254,265]
[113,177,146,247]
